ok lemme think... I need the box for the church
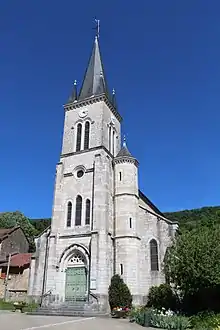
[28,31,178,312]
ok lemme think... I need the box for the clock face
[79,108,88,118]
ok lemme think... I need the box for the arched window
[75,195,82,226]
[76,123,82,152]
[84,121,90,150]
[66,202,72,227]
[150,239,159,271]
[85,199,91,225]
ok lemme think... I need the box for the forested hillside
[164,206,220,230]
[1,206,220,252]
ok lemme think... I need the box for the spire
[112,88,117,109]
[123,135,126,147]
[78,34,109,101]
[116,135,135,158]
[68,80,78,102]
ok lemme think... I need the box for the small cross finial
[112,88,115,95]
[95,18,100,38]
[74,79,77,86]
[123,135,126,147]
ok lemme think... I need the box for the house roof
[0,227,19,242]
[0,253,32,268]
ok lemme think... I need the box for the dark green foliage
[147,284,178,311]
[108,274,132,310]
[130,307,153,327]
[30,218,51,233]
[0,212,38,252]
[130,307,190,329]
[190,311,220,329]
[165,206,220,231]
[150,313,190,329]
[165,225,220,315]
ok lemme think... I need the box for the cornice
[63,94,122,123]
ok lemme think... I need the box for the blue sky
[0,0,220,218]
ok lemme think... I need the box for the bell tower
[46,29,122,310]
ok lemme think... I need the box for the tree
[0,211,38,252]
[108,274,132,310]
[164,225,220,313]
[30,218,51,233]
[165,225,220,293]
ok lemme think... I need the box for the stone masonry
[28,35,178,311]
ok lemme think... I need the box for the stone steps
[28,309,109,317]
[27,302,109,317]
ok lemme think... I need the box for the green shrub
[108,274,132,310]
[0,299,14,310]
[150,313,190,329]
[130,306,190,329]
[147,283,178,311]
[129,306,153,326]
[190,311,220,329]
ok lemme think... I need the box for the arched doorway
[65,251,87,302]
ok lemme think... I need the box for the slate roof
[78,36,109,101]
[116,145,134,158]
[0,227,19,242]
[116,138,136,159]
[139,190,164,217]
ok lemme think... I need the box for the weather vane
[95,18,100,38]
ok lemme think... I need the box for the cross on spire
[95,18,100,38]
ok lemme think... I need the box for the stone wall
[0,267,30,301]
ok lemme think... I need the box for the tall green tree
[164,225,220,295]
[108,274,132,310]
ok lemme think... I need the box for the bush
[0,299,14,310]
[108,274,132,310]
[147,284,178,311]
[151,313,190,329]
[130,306,190,329]
[129,306,151,326]
[190,311,220,330]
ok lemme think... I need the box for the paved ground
[0,311,152,330]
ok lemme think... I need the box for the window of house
[84,121,90,150]
[76,123,82,152]
[150,239,159,271]
[75,195,82,226]
[66,202,72,227]
[85,199,91,225]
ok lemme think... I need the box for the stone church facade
[28,35,178,311]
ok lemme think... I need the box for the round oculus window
[76,170,84,178]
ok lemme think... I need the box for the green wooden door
[65,267,87,301]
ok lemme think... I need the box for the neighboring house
[28,33,178,311]
[0,227,29,259]
[0,227,31,300]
